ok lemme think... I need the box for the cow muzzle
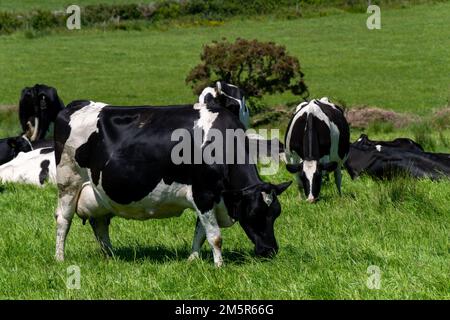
[255,243,278,258]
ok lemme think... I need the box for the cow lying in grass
[0,135,53,166]
[0,147,55,186]
[345,134,450,180]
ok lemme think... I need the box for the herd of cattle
[1,82,450,266]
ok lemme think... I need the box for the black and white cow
[354,134,424,152]
[345,135,450,180]
[284,98,350,202]
[0,135,53,166]
[0,147,56,186]
[19,84,65,141]
[199,81,250,128]
[53,100,291,267]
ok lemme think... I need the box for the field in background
[0,2,448,299]
[0,0,139,11]
[0,2,449,114]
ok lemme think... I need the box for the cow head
[286,161,337,202]
[0,136,33,166]
[223,181,291,257]
[19,84,65,141]
[199,81,250,128]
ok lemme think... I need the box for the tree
[186,38,308,111]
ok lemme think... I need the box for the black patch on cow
[40,147,54,154]
[0,136,33,166]
[315,100,350,159]
[39,160,50,185]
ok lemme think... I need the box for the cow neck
[226,163,263,191]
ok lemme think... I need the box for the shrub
[29,10,61,30]
[186,38,308,109]
[83,4,142,24]
[0,12,22,34]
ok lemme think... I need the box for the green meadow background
[0,1,448,299]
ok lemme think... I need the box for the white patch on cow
[0,149,56,186]
[357,137,363,142]
[261,191,274,207]
[376,145,382,152]
[303,160,317,199]
[66,101,107,149]
[193,103,219,147]
[295,101,309,113]
[319,97,340,111]
[198,87,217,104]
[77,178,194,220]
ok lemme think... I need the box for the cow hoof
[55,255,65,262]
[215,260,223,268]
[188,252,200,262]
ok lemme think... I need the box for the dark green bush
[29,10,61,30]
[186,38,308,111]
[83,4,142,24]
[0,12,22,34]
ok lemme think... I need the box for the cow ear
[261,191,274,207]
[320,162,338,172]
[272,181,292,195]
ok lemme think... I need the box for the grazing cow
[0,135,54,166]
[19,84,65,141]
[345,135,450,180]
[199,81,250,128]
[0,147,56,186]
[53,100,291,267]
[284,98,350,202]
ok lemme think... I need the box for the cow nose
[255,245,278,258]
[307,196,316,203]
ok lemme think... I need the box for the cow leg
[334,167,342,195]
[188,217,206,262]
[197,210,223,267]
[55,192,77,262]
[296,173,303,199]
[89,216,113,257]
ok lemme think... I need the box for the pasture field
[0,2,449,299]
[0,0,139,12]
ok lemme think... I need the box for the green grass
[0,172,448,299]
[0,2,449,114]
[0,3,449,299]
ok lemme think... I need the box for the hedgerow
[0,0,445,35]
